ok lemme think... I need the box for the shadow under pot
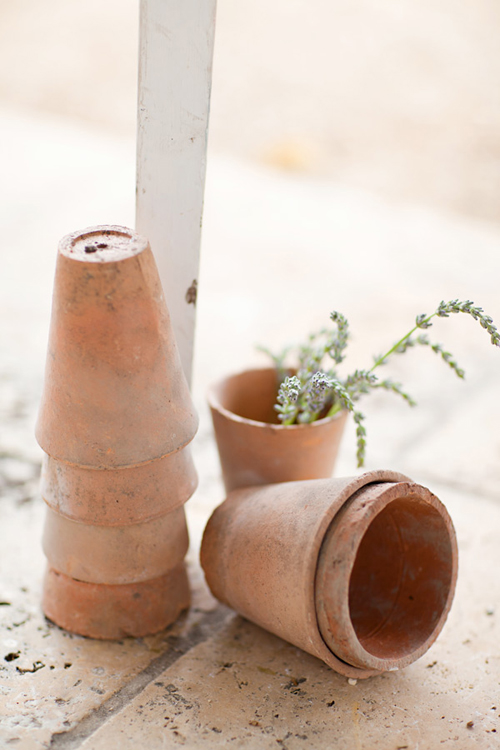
[208,367,347,492]
[200,470,458,679]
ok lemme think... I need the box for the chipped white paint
[136,0,216,384]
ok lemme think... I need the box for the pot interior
[348,497,454,661]
[214,368,282,424]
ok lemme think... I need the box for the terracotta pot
[201,471,458,678]
[36,225,197,469]
[40,449,197,526]
[208,367,347,492]
[42,564,190,640]
[42,505,189,585]
[37,226,198,638]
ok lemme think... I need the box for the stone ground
[0,106,499,748]
[1,1,500,745]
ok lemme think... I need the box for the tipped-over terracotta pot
[208,367,347,492]
[37,226,198,638]
[201,471,458,679]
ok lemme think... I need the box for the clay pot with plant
[209,300,500,492]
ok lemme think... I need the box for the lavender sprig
[372,298,500,371]
[256,344,291,384]
[373,379,417,407]
[260,298,499,467]
[327,311,349,365]
[344,369,416,408]
[297,333,327,380]
[298,371,335,423]
[275,375,301,426]
[414,335,465,378]
[323,379,367,466]
[344,369,378,401]
[294,311,349,379]
[436,299,500,347]
[386,334,465,379]
[353,412,367,468]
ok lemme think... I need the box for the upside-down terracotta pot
[201,471,458,679]
[208,367,347,492]
[42,565,189,641]
[36,226,197,468]
[40,450,197,526]
[42,505,189,585]
[37,226,197,638]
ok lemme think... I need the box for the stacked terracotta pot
[36,226,198,639]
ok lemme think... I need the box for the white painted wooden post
[136,0,217,385]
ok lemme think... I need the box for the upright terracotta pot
[208,368,347,492]
[201,471,458,679]
[37,226,197,638]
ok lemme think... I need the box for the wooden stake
[136,0,217,384]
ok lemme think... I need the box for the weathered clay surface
[34,227,198,638]
[36,226,198,469]
[315,481,457,672]
[42,564,191,640]
[209,367,347,491]
[40,448,198,525]
[42,505,189,584]
[201,473,458,677]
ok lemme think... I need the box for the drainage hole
[84,243,108,254]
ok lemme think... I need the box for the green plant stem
[263,298,499,467]
[326,401,342,418]
[369,316,433,372]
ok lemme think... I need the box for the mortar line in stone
[49,604,232,749]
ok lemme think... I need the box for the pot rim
[315,481,458,672]
[208,367,347,431]
[59,224,149,264]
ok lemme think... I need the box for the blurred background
[0,0,499,485]
[1,0,499,217]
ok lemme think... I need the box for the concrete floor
[1,109,500,748]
